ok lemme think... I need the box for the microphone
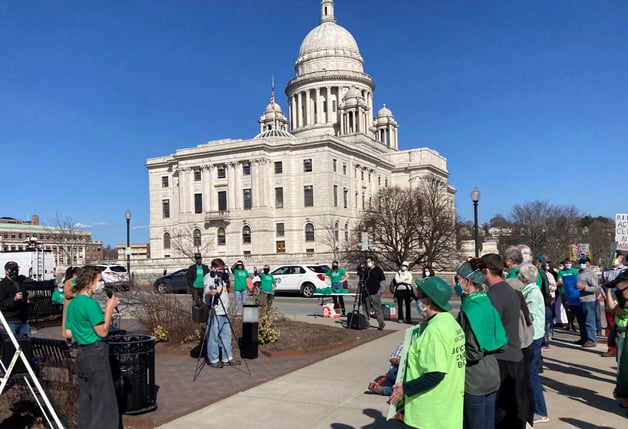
[105,288,120,313]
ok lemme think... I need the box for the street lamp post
[471,187,481,258]
[125,209,132,279]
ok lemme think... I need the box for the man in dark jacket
[186,253,209,303]
[479,253,527,429]
[364,256,386,330]
[0,261,31,337]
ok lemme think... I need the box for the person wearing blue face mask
[455,259,508,429]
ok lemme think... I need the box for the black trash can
[108,334,157,415]
[240,304,259,359]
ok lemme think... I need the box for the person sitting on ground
[367,342,403,396]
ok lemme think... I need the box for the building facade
[146,1,454,265]
[0,215,104,266]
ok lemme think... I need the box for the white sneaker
[533,414,549,423]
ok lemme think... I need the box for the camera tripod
[193,287,250,381]
[346,265,370,329]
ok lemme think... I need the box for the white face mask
[424,271,431,277]
[94,280,105,294]
[564,264,572,270]
[580,263,586,270]
[401,266,407,272]
[367,262,373,268]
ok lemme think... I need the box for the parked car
[94,264,130,290]
[153,268,189,294]
[271,264,330,297]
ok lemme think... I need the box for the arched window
[305,223,315,242]
[242,226,251,244]
[217,227,226,246]
[193,228,201,247]
[334,222,339,241]
[163,232,171,249]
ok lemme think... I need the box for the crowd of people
[366,247,628,429]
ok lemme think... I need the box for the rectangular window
[304,185,314,207]
[276,241,286,253]
[217,165,226,179]
[243,188,252,210]
[194,168,201,181]
[332,100,337,112]
[218,191,227,212]
[242,162,251,176]
[162,176,169,188]
[361,170,364,181]
[333,159,337,172]
[323,100,327,113]
[378,175,381,185]
[276,223,285,237]
[343,188,348,209]
[274,161,283,174]
[194,193,203,214]
[275,187,284,208]
[333,185,338,207]
[162,199,170,218]
[303,159,312,172]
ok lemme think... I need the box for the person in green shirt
[231,260,250,316]
[325,260,349,316]
[259,264,277,307]
[389,276,465,429]
[65,265,120,429]
[186,253,209,304]
[557,259,580,331]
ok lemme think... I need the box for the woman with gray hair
[517,262,549,424]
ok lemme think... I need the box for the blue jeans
[8,321,31,338]
[381,364,399,396]
[207,314,233,363]
[594,300,602,332]
[232,290,247,315]
[544,305,553,344]
[529,338,548,417]
[577,300,597,343]
[464,391,496,429]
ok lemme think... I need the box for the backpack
[518,308,534,349]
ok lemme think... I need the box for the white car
[94,264,130,289]
[271,264,331,297]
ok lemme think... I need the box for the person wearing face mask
[557,259,579,332]
[574,256,598,347]
[326,260,349,317]
[393,261,414,324]
[65,265,121,429]
[231,260,249,316]
[389,276,465,429]
[601,269,628,407]
[0,261,29,335]
[0,261,31,337]
[259,264,277,307]
[187,253,210,304]
[601,254,627,357]
[455,259,508,429]
[363,256,386,330]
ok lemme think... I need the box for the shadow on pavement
[560,417,626,428]
[543,356,617,382]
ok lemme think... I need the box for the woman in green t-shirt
[65,266,120,429]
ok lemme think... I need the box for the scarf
[461,291,508,352]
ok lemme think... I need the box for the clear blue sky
[1,0,625,247]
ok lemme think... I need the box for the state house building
[146,0,454,264]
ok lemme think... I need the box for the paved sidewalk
[160,319,627,429]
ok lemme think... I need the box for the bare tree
[360,177,456,270]
[316,215,342,260]
[46,214,86,265]
[507,201,580,263]
[580,216,614,267]
[169,224,214,261]
[415,176,458,268]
